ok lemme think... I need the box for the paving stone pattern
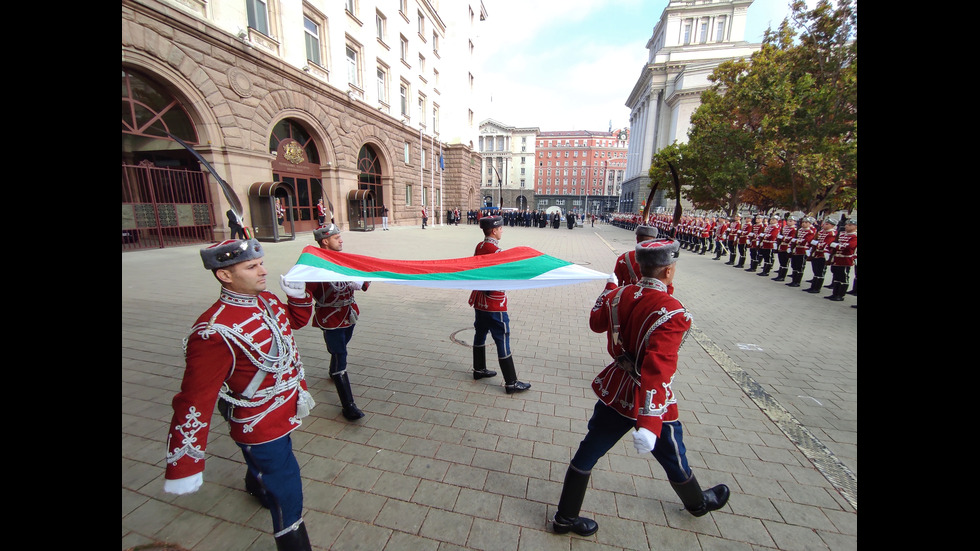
[122,220,857,550]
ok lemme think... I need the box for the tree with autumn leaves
[649,0,856,218]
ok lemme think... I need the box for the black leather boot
[245,470,271,509]
[757,263,772,276]
[772,267,787,281]
[275,520,312,551]
[825,282,846,301]
[472,345,497,380]
[725,249,736,264]
[332,372,365,420]
[553,466,598,536]
[734,256,745,268]
[804,277,824,293]
[786,271,803,287]
[670,474,730,517]
[498,356,531,394]
[745,259,758,272]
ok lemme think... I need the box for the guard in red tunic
[551,239,730,537]
[805,217,838,293]
[744,214,764,272]
[787,216,816,287]
[757,214,781,277]
[825,217,857,301]
[712,215,729,260]
[614,223,659,286]
[772,215,797,281]
[734,215,750,268]
[306,224,369,420]
[316,199,327,227]
[725,214,741,265]
[164,238,316,551]
[468,215,531,393]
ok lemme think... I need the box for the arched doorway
[122,67,215,250]
[356,145,384,226]
[270,119,326,233]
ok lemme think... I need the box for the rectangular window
[346,45,360,86]
[304,16,321,66]
[345,0,355,15]
[406,184,413,205]
[376,12,386,42]
[400,82,409,117]
[377,66,388,103]
[716,16,727,41]
[400,35,409,63]
[683,20,692,44]
[432,104,439,132]
[404,142,410,163]
[432,32,439,54]
[700,21,709,43]
[432,68,439,87]
[246,0,269,36]
[418,11,425,35]
[418,95,425,125]
[419,54,425,73]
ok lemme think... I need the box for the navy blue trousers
[570,401,692,483]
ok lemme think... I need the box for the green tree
[676,0,857,215]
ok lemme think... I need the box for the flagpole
[439,141,444,227]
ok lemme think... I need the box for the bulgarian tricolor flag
[284,245,610,290]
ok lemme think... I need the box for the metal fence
[122,162,215,251]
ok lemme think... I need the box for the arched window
[122,68,197,142]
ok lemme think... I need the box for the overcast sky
[474,0,795,132]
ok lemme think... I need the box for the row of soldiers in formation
[646,212,858,302]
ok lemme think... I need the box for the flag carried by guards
[283,246,609,290]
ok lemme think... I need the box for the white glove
[279,275,307,299]
[830,242,839,248]
[607,274,617,285]
[632,428,657,454]
[164,473,203,495]
[810,239,818,246]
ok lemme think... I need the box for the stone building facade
[122,0,487,248]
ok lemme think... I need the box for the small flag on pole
[439,154,444,171]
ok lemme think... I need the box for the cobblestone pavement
[123,220,857,550]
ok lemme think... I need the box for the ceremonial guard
[756,214,781,277]
[164,238,316,551]
[551,238,730,537]
[744,215,763,272]
[734,216,750,268]
[469,216,532,393]
[614,222,659,286]
[825,217,857,301]
[316,199,327,227]
[712,215,729,260]
[786,216,816,287]
[772,215,797,281]
[275,199,285,226]
[306,224,369,421]
[725,214,742,265]
[804,217,838,293]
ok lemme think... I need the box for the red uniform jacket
[793,226,816,255]
[830,231,857,267]
[761,224,780,249]
[777,225,796,252]
[810,228,837,259]
[588,278,691,437]
[468,238,507,312]
[307,281,362,329]
[165,288,314,481]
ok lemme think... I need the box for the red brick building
[533,129,628,216]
